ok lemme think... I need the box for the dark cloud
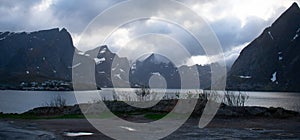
[0,0,122,33]
[0,0,296,65]
[0,0,39,31]
[210,16,269,51]
[51,0,122,33]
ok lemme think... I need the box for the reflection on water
[245,91,300,112]
[0,89,299,113]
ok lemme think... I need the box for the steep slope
[86,45,131,88]
[86,47,213,89]
[0,28,92,89]
[129,53,212,89]
[129,53,181,88]
[227,2,300,91]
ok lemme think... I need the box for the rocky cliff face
[85,45,131,88]
[87,47,212,89]
[129,53,181,88]
[0,28,78,85]
[227,3,300,91]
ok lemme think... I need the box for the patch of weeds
[144,113,167,120]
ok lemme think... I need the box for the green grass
[0,114,40,119]
[144,113,167,120]
[85,112,116,119]
[144,112,189,120]
[0,111,186,120]
[0,112,122,120]
[49,114,85,119]
[0,113,85,120]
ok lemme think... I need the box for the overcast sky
[0,0,297,66]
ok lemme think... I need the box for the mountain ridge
[226,2,300,92]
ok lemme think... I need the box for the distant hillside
[86,46,213,89]
[0,29,214,90]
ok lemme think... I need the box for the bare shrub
[112,90,119,101]
[45,95,67,108]
[223,91,249,107]
[201,90,224,104]
[200,90,210,101]
[135,87,151,101]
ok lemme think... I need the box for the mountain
[0,28,93,90]
[86,45,131,88]
[0,28,213,90]
[227,2,300,92]
[129,53,181,88]
[129,53,213,89]
[0,28,74,82]
[86,48,213,89]
[0,27,216,90]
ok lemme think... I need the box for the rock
[217,108,235,116]
[24,107,62,116]
[273,107,284,117]
[245,107,267,116]
[63,105,82,115]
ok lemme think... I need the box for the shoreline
[2,88,300,93]
[1,99,298,119]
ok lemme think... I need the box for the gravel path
[0,120,56,140]
[1,116,299,140]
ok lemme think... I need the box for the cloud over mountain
[0,0,297,66]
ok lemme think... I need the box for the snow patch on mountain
[94,58,106,64]
[239,75,251,79]
[98,71,105,74]
[0,37,6,41]
[152,72,161,76]
[78,52,85,55]
[114,74,122,79]
[268,31,274,40]
[131,63,136,70]
[271,72,277,82]
[100,48,107,53]
[291,34,299,41]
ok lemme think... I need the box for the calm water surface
[0,89,299,113]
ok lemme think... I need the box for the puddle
[63,132,94,137]
[119,126,137,132]
[247,128,265,131]
[276,133,294,137]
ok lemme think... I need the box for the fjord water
[0,89,299,113]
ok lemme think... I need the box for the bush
[45,95,67,108]
[135,86,151,101]
[223,91,249,107]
